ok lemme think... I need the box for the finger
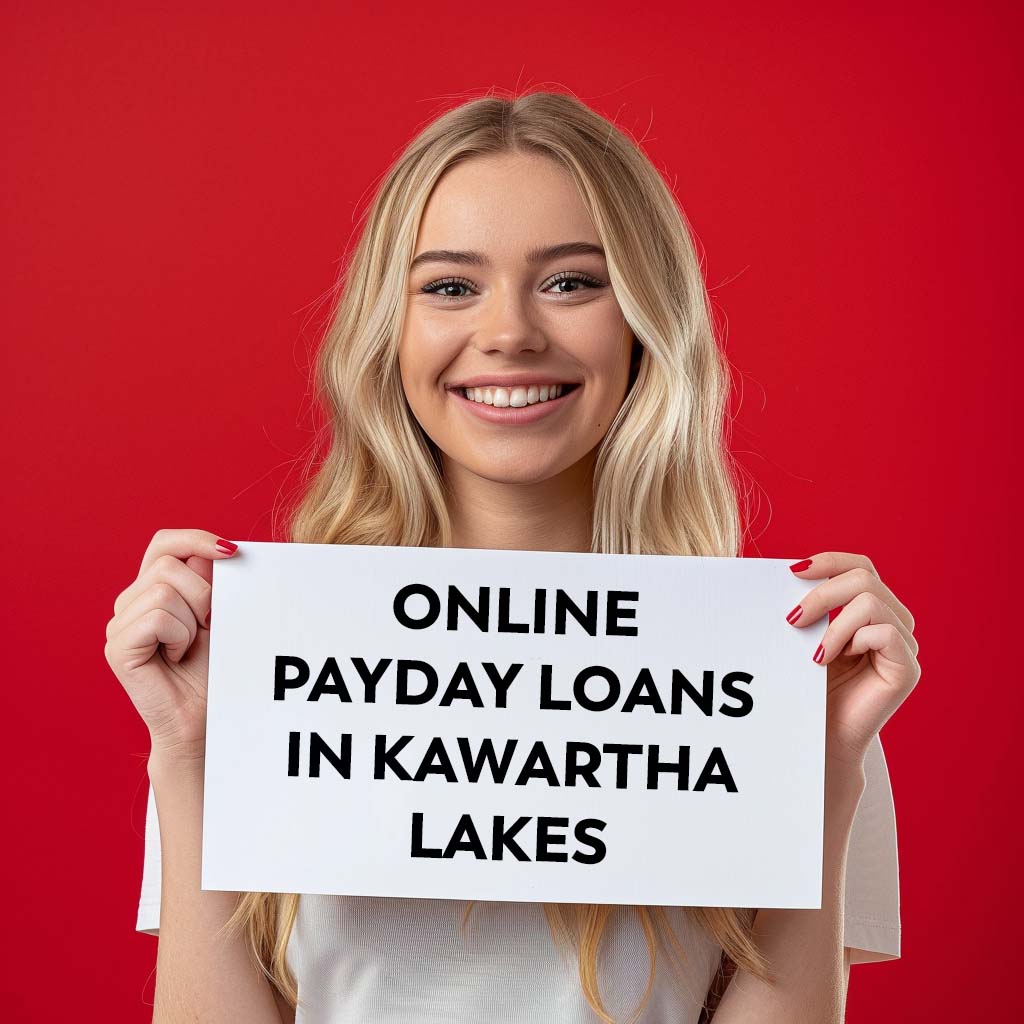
[844,622,919,673]
[107,604,195,672]
[788,551,875,580]
[113,553,213,626]
[108,581,199,661]
[138,529,238,578]
[814,591,919,664]
[786,558,915,633]
[185,555,214,586]
[826,623,922,747]
[835,622,922,703]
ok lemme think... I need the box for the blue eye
[420,271,605,303]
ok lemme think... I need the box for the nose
[474,282,548,356]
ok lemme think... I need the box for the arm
[712,548,920,1021]
[103,530,288,1021]
[710,764,865,1023]
[149,751,285,1024]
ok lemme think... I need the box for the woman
[106,91,920,1022]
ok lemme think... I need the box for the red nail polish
[790,558,813,573]
[215,538,238,554]
[786,605,803,624]
[813,643,825,663]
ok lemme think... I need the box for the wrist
[148,738,206,786]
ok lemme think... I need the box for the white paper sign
[201,542,827,908]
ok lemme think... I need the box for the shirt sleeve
[842,732,901,963]
[136,780,161,936]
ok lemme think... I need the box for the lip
[449,382,582,425]
[446,372,580,389]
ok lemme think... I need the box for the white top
[136,734,901,1022]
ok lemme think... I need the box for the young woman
[106,91,920,1023]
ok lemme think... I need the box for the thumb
[186,554,214,586]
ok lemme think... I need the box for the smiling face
[398,151,634,487]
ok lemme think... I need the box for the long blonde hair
[222,89,771,1022]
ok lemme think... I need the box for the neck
[442,450,596,553]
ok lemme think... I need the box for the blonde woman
[106,91,920,1023]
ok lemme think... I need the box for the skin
[105,151,921,1023]
[398,151,634,553]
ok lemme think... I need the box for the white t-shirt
[136,734,901,1022]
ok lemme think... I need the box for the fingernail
[215,538,238,554]
[786,604,803,624]
[813,643,825,663]
[790,558,813,573]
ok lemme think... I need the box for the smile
[460,383,577,407]
[446,381,582,424]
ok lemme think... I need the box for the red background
[2,3,1017,1020]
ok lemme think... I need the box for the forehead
[414,152,600,257]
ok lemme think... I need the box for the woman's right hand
[104,529,240,765]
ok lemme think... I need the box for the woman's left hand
[786,551,921,775]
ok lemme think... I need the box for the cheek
[399,333,437,402]
[586,352,632,437]
[400,318,461,391]
[589,335,633,400]
[398,331,460,445]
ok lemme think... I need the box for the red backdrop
[3,2,1017,1020]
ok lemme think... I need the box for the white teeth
[460,384,571,407]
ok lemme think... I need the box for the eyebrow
[409,240,606,273]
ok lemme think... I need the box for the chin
[461,454,575,487]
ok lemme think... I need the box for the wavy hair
[220,89,770,1023]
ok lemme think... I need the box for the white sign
[201,542,827,908]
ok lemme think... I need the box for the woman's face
[398,151,633,486]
